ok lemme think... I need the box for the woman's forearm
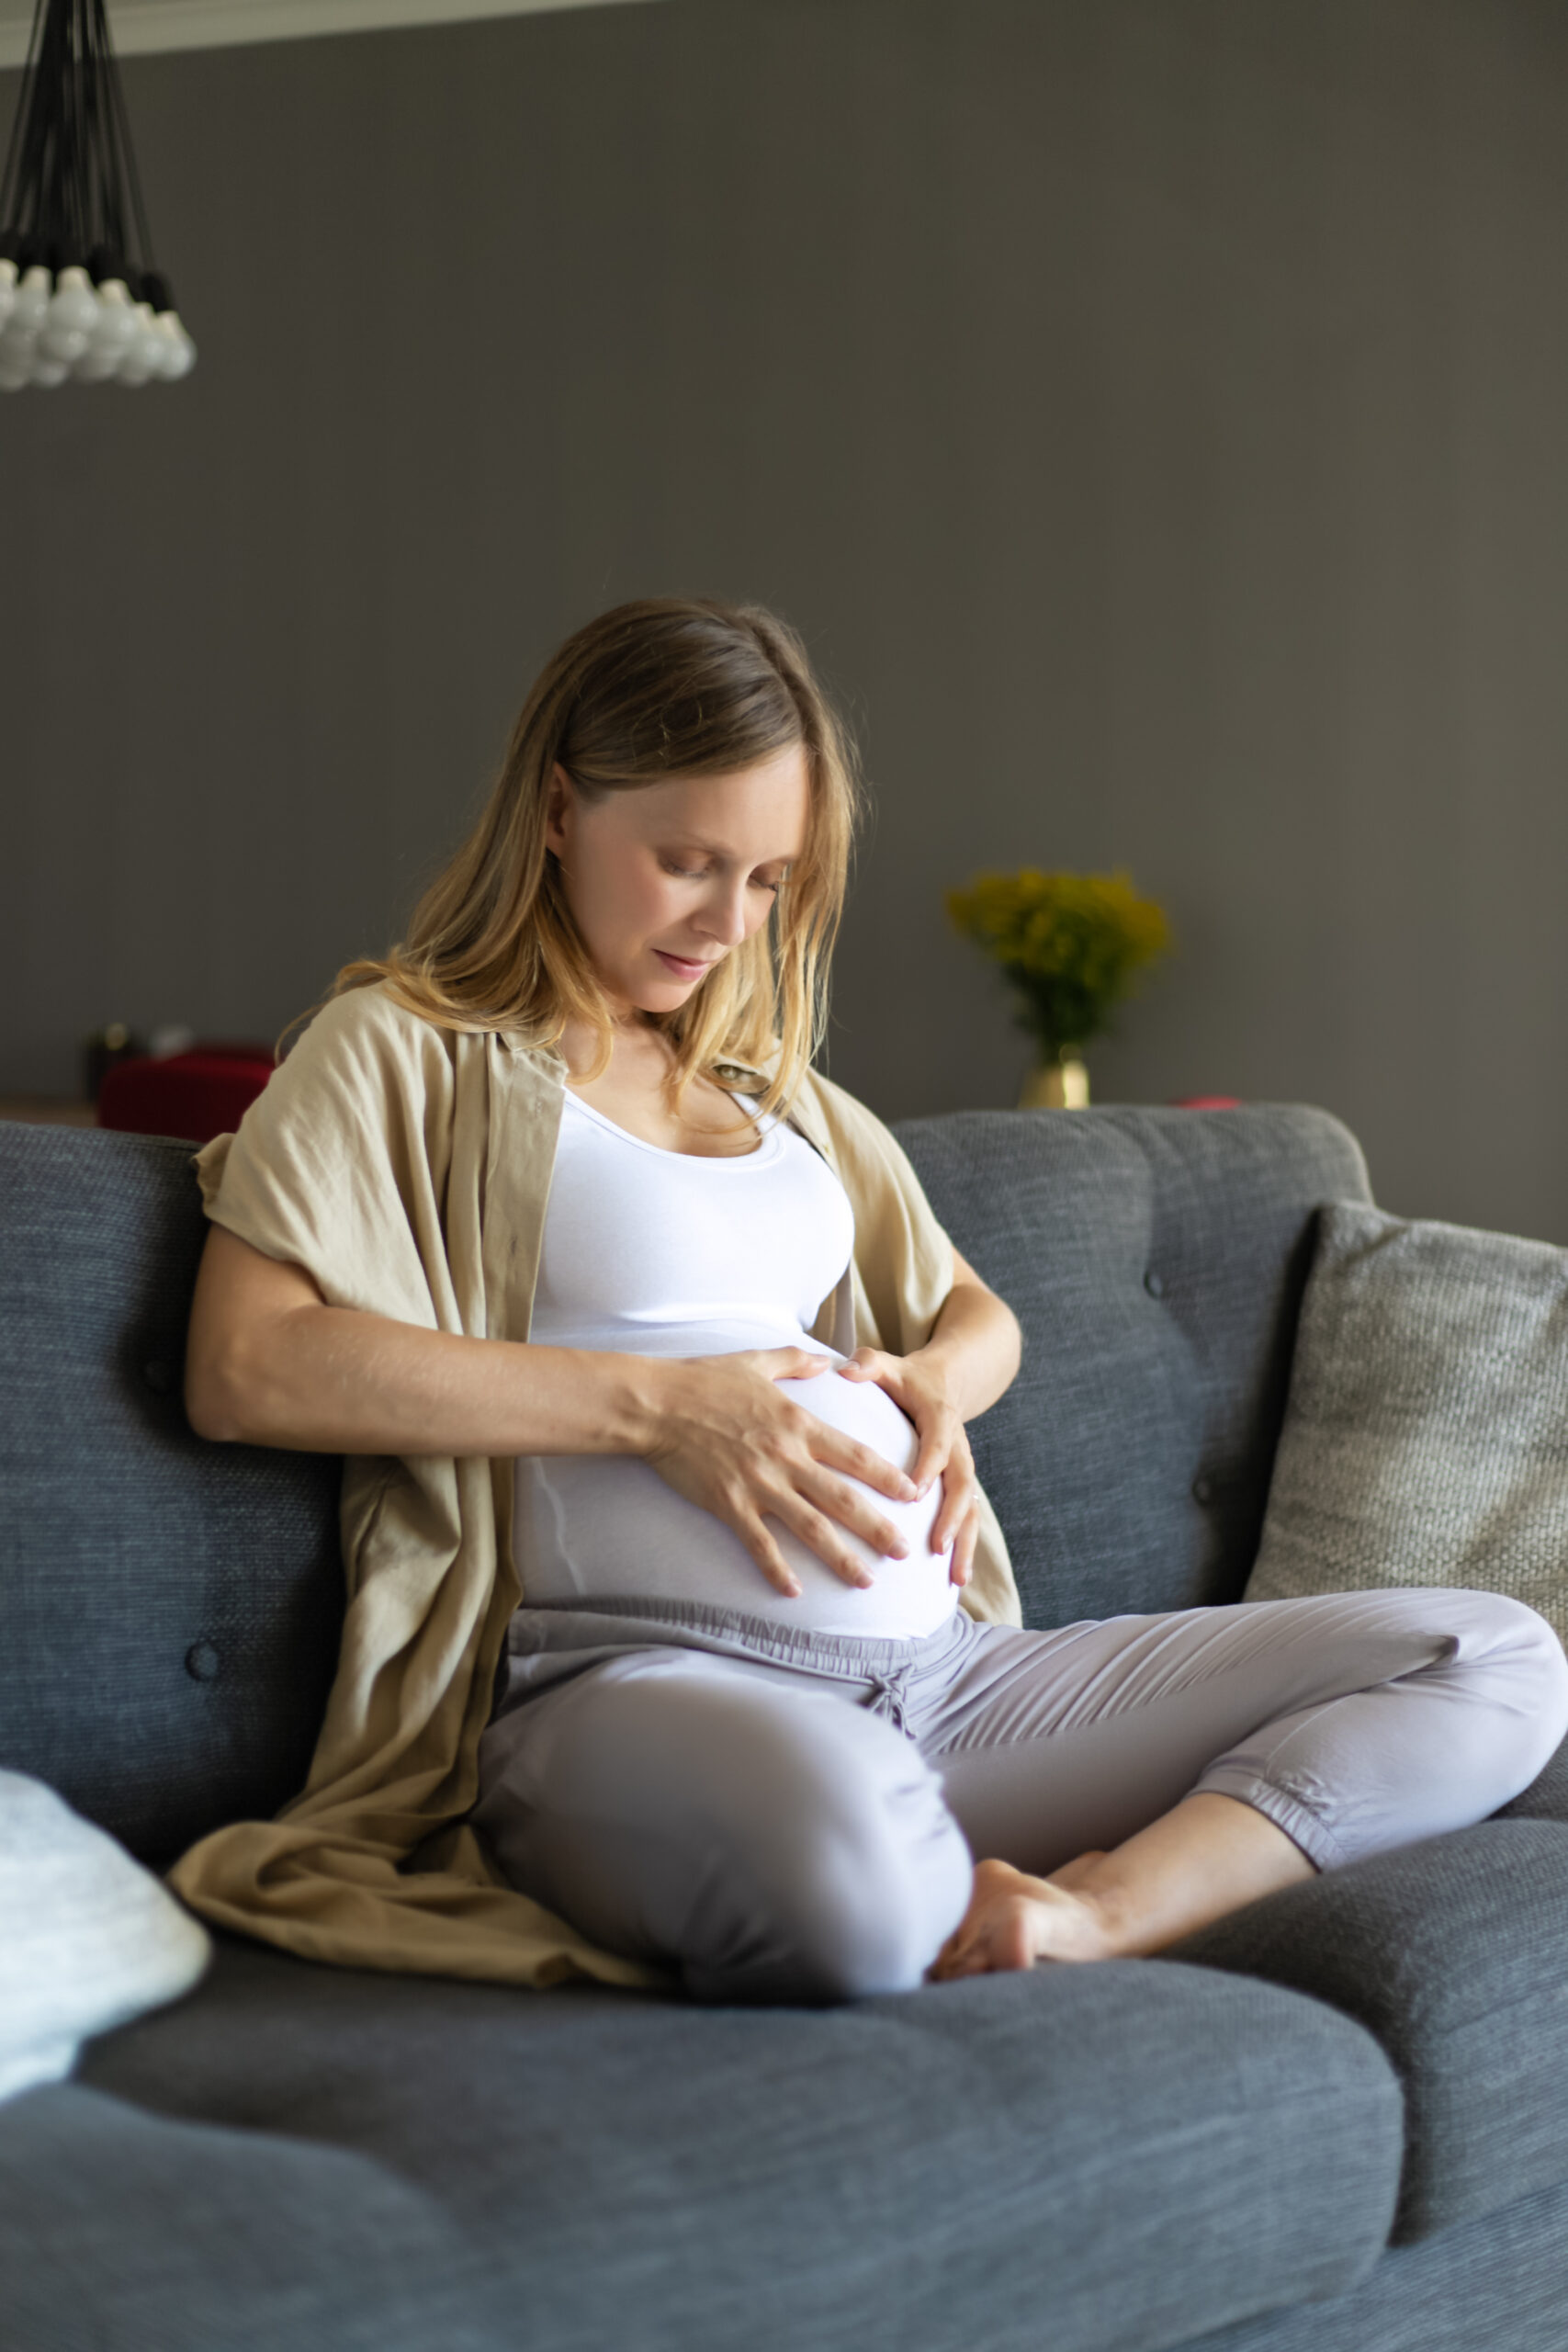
[909,1277,1021,1424]
[191,1305,671,1458]
[185,1223,682,1458]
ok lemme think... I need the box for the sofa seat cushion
[1183,2173,1568,2352]
[1171,1819,1568,2244]
[1495,1732,1568,1825]
[78,1937,1402,2352]
[0,2081,509,2352]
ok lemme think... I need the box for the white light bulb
[73,278,137,380]
[0,351,30,393]
[39,265,99,364]
[152,310,197,380]
[0,258,17,334]
[115,300,162,386]
[0,264,51,358]
[12,264,51,334]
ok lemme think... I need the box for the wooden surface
[0,1099,97,1127]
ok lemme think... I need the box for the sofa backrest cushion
[891,1105,1370,1631]
[0,1103,1368,1861]
[0,1127,343,1866]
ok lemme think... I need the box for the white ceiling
[0,0,657,71]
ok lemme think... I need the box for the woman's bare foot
[928,1796,1316,1982]
[929,1857,1120,1978]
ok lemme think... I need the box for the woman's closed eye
[660,858,783,894]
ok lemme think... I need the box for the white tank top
[513,1088,957,1638]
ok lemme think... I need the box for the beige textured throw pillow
[0,1772,211,2102]
[1243,1203,1568,1646]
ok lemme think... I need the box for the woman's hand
[835,1346,979,1589]
[642,1347,919,1600]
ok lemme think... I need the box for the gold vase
[1018,1052,1089,1110]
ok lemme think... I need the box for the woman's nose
[701,880,751,946]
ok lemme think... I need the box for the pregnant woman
[180,597,1568,2002]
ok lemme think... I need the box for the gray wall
[4,0,1567,1238]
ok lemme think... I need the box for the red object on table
[97,1048,276,1145]
[1169,1095,1242,1110]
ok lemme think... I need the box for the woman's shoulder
[297,982,564,1069]
[286,982,536,1090]
[286,978,448,1060]
[275,987,568,1150]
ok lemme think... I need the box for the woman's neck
[556,1010,662,1087]
[556,1015,760,1159]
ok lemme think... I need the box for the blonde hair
[328,598,862,1121]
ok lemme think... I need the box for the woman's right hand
[642,1348,919,1598]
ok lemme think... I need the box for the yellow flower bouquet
[946,868,1171,1102]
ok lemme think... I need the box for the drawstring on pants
[865,1667,915,1736]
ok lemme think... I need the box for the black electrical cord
[0,0,48,245]
[95,0,154,277]
[0,0,162,283]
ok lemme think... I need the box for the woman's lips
[654,950,713,979]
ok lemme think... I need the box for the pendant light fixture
[0,0,196,392]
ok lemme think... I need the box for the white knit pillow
[1243,1203,1568,1645]
[0,1771,211,2102]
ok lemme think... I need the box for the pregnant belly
[515,1363,957,1640]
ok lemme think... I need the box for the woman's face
[545,743,811,1018]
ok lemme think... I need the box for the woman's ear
[544,763,574,859]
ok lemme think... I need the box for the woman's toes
[989,1902,1038,1971]
[930,1857,1120,1979]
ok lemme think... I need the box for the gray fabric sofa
[3,1103,1566,2352]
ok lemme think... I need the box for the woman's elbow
[184,1342,251,1444]
[184,1227,319,1446]
[972,1275,1022,1374]
[185,1320,280,1444]
[999,1300,1023,1385]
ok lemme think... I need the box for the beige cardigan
[167,982,1021,1989]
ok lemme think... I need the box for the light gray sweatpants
[472,1588,1568,2005]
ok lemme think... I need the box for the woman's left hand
[834,1347,978,1588]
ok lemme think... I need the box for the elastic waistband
[508,1593,971,1683]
